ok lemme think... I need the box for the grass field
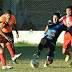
[0,42,72,72]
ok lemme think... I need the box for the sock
[7,43,14,58]
[0,54,6,66]
[11,44,15,54]
[66,51,70,55]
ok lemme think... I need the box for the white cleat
[33,54,39,59]
[12,53,21,61]
[44,62,49,67]
[2,66,13,70]
[12,60,18,64]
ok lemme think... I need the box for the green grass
[0,43,72,72]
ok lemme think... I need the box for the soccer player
[59,5,72,67]
[0,10,21,64]
[0,28,13,69]
[33,12,72,67]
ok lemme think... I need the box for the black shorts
[43,38,56,58]
[3,31,14,42]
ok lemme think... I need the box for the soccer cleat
[69,63,72,67]
[12,53,21,61]
[65,55,70,62]
[12,60,18,64]
[44,62,49,67]
[33,54,39,59]
[2,66,13,69]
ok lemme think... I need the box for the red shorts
[63,32,72,48]
[0,35,4,43]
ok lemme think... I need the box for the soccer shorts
[0,35,4,43]
[63,32,72,48]
[3,31,14,42]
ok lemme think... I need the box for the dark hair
[66,5,72,10]
[5,10,11,14]
[53,12,60,19]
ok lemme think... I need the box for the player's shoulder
[11,15,15,18]
[11,15,16,20]
[0,14,6,18]
[63,15,66,18]
[0,14,6,20]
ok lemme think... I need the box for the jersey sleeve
[59,17,63,23]
[12,15,16,24]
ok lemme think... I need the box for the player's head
[5,10,11,19]
[66,5,72,16]
[53,12,60,24]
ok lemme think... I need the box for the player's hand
[16,34,19,38]
[4,22,9,26]
[5,36,13,42]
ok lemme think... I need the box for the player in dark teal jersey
[33,12,72,67]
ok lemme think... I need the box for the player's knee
[62,48,68,54]
[0,45,4,54]
[0,48,3,54]
[62,50,66,54]
[62,51,65,54]
[41,38,47,45]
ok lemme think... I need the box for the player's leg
[4,32,21,63]
[0,36,15,61]
[33,38,47,59]
[7,42,21,64]
[44,42,55,67]
[7,42,15,58]
[62,48,70,62]
[33,43,43,59]
[62,39,71,62]
[44,56,54,67]
[0,45,13,69]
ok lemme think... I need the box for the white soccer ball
[30,59,39,68]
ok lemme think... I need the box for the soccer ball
[30,59,39,68]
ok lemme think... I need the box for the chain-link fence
[0,0,72,30]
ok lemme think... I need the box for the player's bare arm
[44,25,48,34]
[13,24,19,38]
